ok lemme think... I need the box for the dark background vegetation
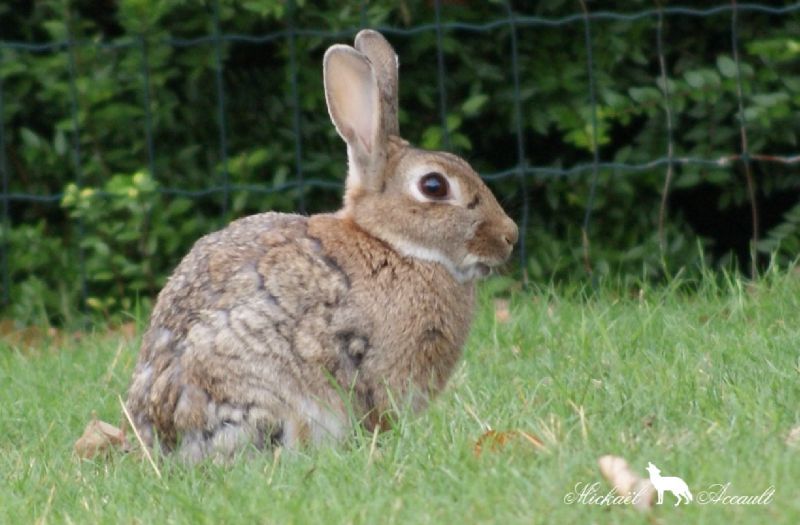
[1,0,799,324]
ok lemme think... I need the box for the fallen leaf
[786,425,800,448]
[494,299,511,324]
[544,302,559,320]
[0,318,138,352]
[473,429,546,457]
[118,322,137,340]
[74,413,129,459]
[598,455,655,510]
[0,318,70,349]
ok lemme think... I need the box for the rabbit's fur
[126,30,518,462]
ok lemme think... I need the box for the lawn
[1,270,799,524]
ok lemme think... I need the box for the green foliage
[758,201,800,265]
[3,221,74,323]
[1,1,799,322]
[60,171,207,317]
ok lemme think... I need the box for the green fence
[2,1,800,319]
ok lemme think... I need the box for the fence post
[139,34,157,181]
[65,10,89,314]
[730,0,759,277]
[359,0,368,29]
[579,0,600,278]
[287,0,306,214]
[211,0,230,219]
[433,0,450,150]
[504,2,530,283]
[656,4,676,267]
[0,49,9,307]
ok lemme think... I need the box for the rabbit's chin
[457,261,492,282]
[472,263,491,278]
[458,252,505,281]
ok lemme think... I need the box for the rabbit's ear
[354,30,399,137]
[324,45,385,192]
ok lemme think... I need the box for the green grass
[2,270,799,524]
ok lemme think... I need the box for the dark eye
[419,172,449,199]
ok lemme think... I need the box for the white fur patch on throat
[391,239,474,283]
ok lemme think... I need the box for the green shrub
[1,0,799,322]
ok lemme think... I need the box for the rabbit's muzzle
[466,217,519,276]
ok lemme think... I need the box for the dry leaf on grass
[74,413,129,459]
[1,319,138,353]
[118,322,137,340]
[493,299,511,324]
[598,455,655,510]
[0,319,70,349]
[473,429,546,457]
[786,425,800,448]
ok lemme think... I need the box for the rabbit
[125,30,518,463]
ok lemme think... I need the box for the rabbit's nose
[502,220,519,247]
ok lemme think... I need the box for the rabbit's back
[127,212,355,461]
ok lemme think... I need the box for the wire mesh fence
[2,1,800,316]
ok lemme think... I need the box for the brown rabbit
[125,30,518,462]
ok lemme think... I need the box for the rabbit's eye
[419,172,449,199]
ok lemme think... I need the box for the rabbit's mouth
[474,263,491,277]
[458,251,510,281]
[458,260,496,281]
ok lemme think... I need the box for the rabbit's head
[324,30,518,282]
